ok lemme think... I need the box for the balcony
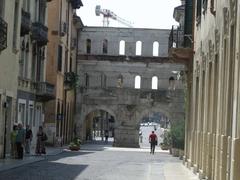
[32,22,48,46]
[18,77,37,92]
[36,82,55,101]
[0,17,7,51]
[64,72,78,90]
[70,0,83,9]
[168,25,184,49]
[21,9,31,36]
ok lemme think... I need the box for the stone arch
[135,105,171,126]
[83,105,117,121]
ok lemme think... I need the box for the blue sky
[77,0,181,29]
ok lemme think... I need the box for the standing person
[35,126,47,155]
[149,131,158,154]
[25,125,33,154]
[10,125,18,159]
[15,123,25,159]
[104,130,109,143]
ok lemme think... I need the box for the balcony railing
[70,0,83,9]
[168,25,184,49]
[36,82,55,101]
[32,22,48,46]
[21,9,31,36]
[0,17,7,51]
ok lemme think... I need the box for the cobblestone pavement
[0,142,198,180]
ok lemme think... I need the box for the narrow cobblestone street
[0,142,197,180]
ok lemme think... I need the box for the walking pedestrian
[104,130,109,143]
[25,125,33,154]
[149,131,158,154]
[10,125,18,159]
[16,123,25,159]
[35,126,47,155]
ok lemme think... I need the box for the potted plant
[170,120,185,158]
[160,129,171,150]
[69,137,81,151]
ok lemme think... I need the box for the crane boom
[95,5,133,27]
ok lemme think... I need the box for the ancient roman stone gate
[75,27,186,147]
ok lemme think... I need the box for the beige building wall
[185,0,240,180]
[0,0,21,158]
[46,0,83,145]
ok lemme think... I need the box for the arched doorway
[137,109,170,148]
[83,109,116,145]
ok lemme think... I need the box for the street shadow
[0,152,95,180]
[79,139,113,152]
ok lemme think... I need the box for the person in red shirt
[149,131,158,154]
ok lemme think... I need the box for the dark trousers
[150,142,156,154]
[16,142,23,159]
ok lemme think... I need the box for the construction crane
[95,5,133,28]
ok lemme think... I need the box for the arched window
[136,41,142,55]
[119,40,125,55]
[86,39,91,54]
[152,76,158,89]
[135,75,141,89]
[103,39,108,54]
[153,41,159,56]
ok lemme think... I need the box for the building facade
[0,0,20,158]
[17,0,54,151]
[185,0,240,180]
[45,0,83,145]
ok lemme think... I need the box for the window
[13,0,20,49]
[135,75,141,89]
[18,102,26,126]
[152,76,158,90]
[119,40,125,55]
[58,45,63,71]
[85,73,89,88]
[136,41,142,56]
[29,103,34,127]
[210,0,216,15]
[0,0,5,18]
[203,0,208,13]
[23,0,30,12]
[103,39,108,54]
[86,39,91,54]
[39,0,46,23]
[196,0,202,23]
[153,41,159,56]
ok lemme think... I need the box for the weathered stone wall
[78,27,170,57]
[76,27,185,147]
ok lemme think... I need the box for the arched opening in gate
[83,109,116,145]
[138,111,170,148]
